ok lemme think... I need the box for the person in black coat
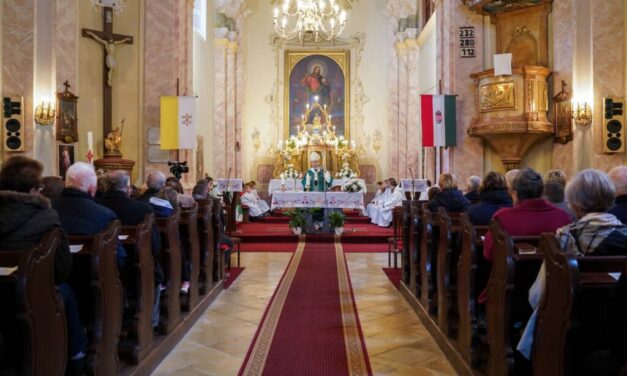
[52,162,126,268]
[99,170,164,327]
[137,171,176,217]
[608,166,627,223]
[464,175,481,204]
[429,173,471,212]
[0,156,87,372]
[467,171,513,226]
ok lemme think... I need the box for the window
[193,0,207,40]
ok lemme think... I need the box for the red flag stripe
[421,95,434,147]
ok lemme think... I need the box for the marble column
[396,41,409,179]
[2,0,35,157]
[225,40,238,178]
[213,38,228,178]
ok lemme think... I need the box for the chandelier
[273,0,347,43]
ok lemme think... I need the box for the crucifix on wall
[81,6,133,151]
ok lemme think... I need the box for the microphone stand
[409,168,416,200]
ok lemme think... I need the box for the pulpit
[467,66,553,170]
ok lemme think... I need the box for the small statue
[105,119,124,154]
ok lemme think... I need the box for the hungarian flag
[420,95,457,147]
[160,96,196,150]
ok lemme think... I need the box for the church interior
[1,0,627,375]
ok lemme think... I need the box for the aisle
[152,253,456,376]
[239,239,371,376]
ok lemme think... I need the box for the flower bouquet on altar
[341,178,365,193]
[336,162,356,179]
[282,164,300,179]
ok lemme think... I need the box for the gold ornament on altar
[104,118,124,157]
[274,99,359,177]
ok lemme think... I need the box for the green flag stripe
[444,95,456,147]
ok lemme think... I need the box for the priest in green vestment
[302,151,333,230]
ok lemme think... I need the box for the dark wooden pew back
[0,229,67,376]
[196,199,215,295]
[419,203,435,311]
[69,220,123,376]
[486,220,542,376]
[533,233,627,376]
[211,198,225,282]
[457,214,489,368]
[118,213,154,364]
[155,207,181,334]
[180,203,200,311]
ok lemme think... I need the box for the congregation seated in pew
[519,169,627,366]
[480,167,572,302]
[0,156,87,375]
[428,173,471,213]
[467,171,512,226]
[369,178,404,227]
[99,170,164,328]
[137,171,177,217]
[608,166,627,223]
[464,175,481,204]
[52,162,127,269]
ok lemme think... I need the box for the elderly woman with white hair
[517,169,627,361]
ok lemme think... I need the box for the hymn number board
[459,26,476,59]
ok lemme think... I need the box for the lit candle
[87,131,93,149]
[314,96,319,103]
[351,140,356,149]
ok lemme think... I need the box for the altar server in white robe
[241,183,269,220]
[372,178,404,227]
[248,181,270,213]
[365,181,386,217]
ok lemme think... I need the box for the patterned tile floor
[152,252,457,376]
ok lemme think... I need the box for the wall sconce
[35,100,55,125]
[572,102,592,126]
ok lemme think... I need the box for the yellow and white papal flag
[160,96,196,150]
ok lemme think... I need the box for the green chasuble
[301,168,333,192]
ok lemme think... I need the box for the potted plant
[328,210,345,235]
[286,209,307,235]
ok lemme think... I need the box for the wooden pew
[419,203,436,313]
[155,207,182,334]
[457,214,489,368]
[485,220,542,376]
[0,229,67,376]
[434,208,463,338]
[533,234,627,376]
[118,214,155,365]
[69,220,123,376]
[180,203,200,311]
[401,200,418,288]
[387,206,403,268]
[196,199,215,295]
[211,198,226,282]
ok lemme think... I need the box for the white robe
[252,189,270,213]
[365,189,386,218]
[372,187,404,227]
[240,191,269,217]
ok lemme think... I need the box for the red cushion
[220,244,230,251]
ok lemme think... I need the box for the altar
[270,191,365,210]
[267,178,367,195]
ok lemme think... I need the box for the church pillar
[406,39,421,179]
[2,0,35,158]
[396,41,409,179]
[213,37,228,178]
[435,1,484,188]
[225,39,239,178]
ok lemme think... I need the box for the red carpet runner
[239,239,372,376]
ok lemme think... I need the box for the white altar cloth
[270,192,365,210]
[267,178,367,194]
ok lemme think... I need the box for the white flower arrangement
[282,164,300,179]
[341,178,366,192]
[336,162,356,179]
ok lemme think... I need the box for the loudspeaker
[603,97,625,153]
[3,96,24,152]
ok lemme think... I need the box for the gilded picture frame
[284,50,350,140]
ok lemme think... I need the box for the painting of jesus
[285,51,349,139]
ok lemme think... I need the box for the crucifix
[82,6,133,151]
